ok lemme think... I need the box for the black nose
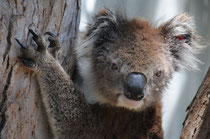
[124,72,147,101]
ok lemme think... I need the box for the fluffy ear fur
[159,13,204,71]
[77,9,122,58]
[86,8,118,39]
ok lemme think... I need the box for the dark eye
[154,71,162,78]
[111,63,119,71]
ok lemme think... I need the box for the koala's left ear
[159,13,204,71]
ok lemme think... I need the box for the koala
[15,9,203,139]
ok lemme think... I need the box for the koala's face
[77,9,202,110]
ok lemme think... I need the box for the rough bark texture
[180,67,210,139]
[0,0,81,138]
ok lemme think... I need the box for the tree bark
[180,67,210,139]
[0,0,81,138]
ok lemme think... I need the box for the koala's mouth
[117,93,144,109]
[122,94,142,107]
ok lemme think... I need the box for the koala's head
[77,9,203,111]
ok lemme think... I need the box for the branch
[180,67,210,139]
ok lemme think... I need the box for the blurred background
[79,0,210,138]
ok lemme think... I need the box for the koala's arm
[16,30,96,138]
[37,59,96,137]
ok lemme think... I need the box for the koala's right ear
[159,13,205,71]
[77,9,120,58]
[85,9,120,44]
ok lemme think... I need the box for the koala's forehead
[98,19,166,66]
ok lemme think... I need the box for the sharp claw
[44,31,57,38]
[29,29,38,40]
[18,57,28,63]
[18,57,36,68]
[44,32,59,48]
[15,38,27,49]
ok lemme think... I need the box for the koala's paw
[15,29,53,70]
[44,31,61,59]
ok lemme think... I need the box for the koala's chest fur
[88,102,162,138]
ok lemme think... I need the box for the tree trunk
[180,67,210,139]
[0,0,81,138]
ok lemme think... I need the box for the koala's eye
[176,35,185,41]
[176,34,191,43]
[154,71,162,78]
[111,63,119,71]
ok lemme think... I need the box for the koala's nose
[124,72,147,101]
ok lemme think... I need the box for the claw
[44,31,57,38]
[45,32,59,48]
[15,38,27,49]
[48,39,57,48]
[29,29,38,40]
[18,57,36,68]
